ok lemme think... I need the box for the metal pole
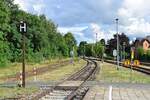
[102,45,104,63]
[84,44,85,57]
[95,33,98,57]
[123,42,126,61]
[121,46,122,61]
[96,33,98,43]
[116,18,119,70]
[92,43,94,57]
[124,46,125,60]
[22,32,25,87]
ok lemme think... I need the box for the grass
[27,59,86,82]
[0,87,38,98]
[96,62,150,83]
[0,58,70,83]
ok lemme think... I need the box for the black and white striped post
[19,71,23,87]
[33,67,37,82]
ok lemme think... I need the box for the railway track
[103,59,150,75]
[88,57,150,75]
[66,60,98,100]
[29,59,98,100]
[125,65,150,75]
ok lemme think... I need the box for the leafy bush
[147,50,150,61]
[137,47,144,60]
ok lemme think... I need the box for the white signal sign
[113,49,117,57]
[19,21,27,33]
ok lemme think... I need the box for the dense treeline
[78,41,105,59]
[78,33,150,61]
[0,0,76,66]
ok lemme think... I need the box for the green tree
[78,41,87,56]
[0,0,12,66]
[85,44,93,57]
[93,42,105,58]
[106,33,130,57]
[137,47,144,60]
[64,32,77,56]
[146,50,150,61]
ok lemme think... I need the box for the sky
[14,0,150,44]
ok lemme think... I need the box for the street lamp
[115,18,120,70]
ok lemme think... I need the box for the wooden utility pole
[22,31,25,87]
[19,21,27,87]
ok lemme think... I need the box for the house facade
[142,39,150,51]
[134,36,150,52]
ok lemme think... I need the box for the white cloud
[90,23,105,41]
[58,26,88,34]
[33,0,45,15]
[14,0,29,11]
[90,23,113,41]
[58,23,116,44]
[14,0,45,15]
[118,8,131,19]
[125,18,150,34]
[117,0,150,39]
[122,0,150,17]
[58,26,91,44]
